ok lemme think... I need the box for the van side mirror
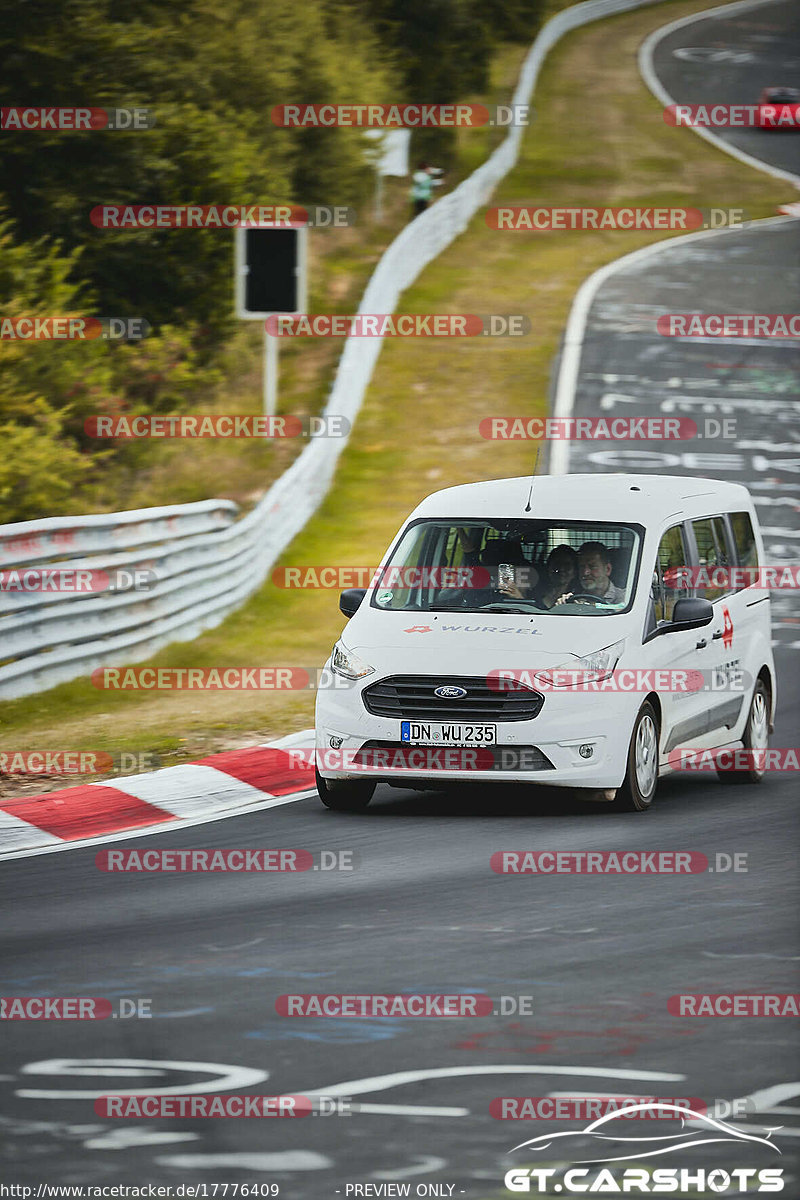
[340,588,366,617]
[668,596,714,632]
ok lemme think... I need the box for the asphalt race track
[650,0,800,180]
[563,217,800,655]
[1,764,799,1192]
[2,2,799,1197]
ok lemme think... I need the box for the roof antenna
[524,446,540,513]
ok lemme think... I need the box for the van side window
[731,512,758,582]
[692,517,733,601]
[653,525,689,623]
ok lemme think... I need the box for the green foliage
[0,0,395,333]
[0,0,534,522]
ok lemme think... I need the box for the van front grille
[362,675,544,722]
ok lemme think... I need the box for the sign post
[234,225,307,416]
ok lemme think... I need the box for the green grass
[1,0,793,794]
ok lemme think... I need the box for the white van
[314,474,776,812]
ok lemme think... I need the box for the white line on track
[549,215,798,477]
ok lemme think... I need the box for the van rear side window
[731,511,758,577]
[692,517,733,601]
[653,524,689,622]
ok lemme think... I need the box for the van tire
[614,702,659,812]
[716,678,769,785]
[316,768,375,811]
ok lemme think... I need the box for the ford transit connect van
[314,474,776,812]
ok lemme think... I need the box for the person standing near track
[410,161,443,217]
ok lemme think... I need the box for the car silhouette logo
[434,685,467,699]
[510,1102,783,1164]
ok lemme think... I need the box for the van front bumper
[315,681,639,790]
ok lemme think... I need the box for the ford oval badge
[434,685,467,699]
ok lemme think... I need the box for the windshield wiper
[479,603,535,614]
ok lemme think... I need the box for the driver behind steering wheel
[555,540,626,606]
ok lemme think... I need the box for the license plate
[400,722,497,746]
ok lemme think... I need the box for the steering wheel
[561,592,609,605]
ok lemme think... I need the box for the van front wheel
[614,702,659,812]
[316,768,375,811]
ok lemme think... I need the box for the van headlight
[330,642,375,680]
[535,640,624,688]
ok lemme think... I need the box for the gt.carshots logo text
[503,1103,784,1193]
[504,1168,784,1193]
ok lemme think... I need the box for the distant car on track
[756,86,800,130]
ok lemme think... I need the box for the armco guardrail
[0,0,658,701]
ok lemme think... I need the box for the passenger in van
[533,544,578,608]
[555,541,626,605]
[498,543,577,608]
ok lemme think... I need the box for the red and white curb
[0,730,316,860]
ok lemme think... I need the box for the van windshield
[370,519,642,615]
